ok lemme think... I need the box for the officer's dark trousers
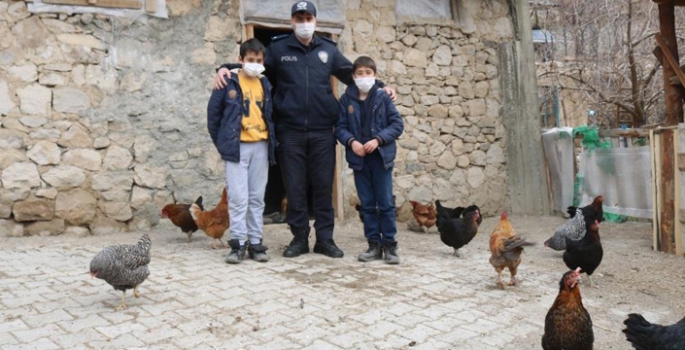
[277,127,335,240]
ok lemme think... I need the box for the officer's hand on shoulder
[382,86,397,102]
[214,68,231,90]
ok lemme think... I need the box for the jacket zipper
[305,60,309,131]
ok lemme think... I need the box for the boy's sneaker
[358,240,382,262]
[225,239,247,264]
[248,241,270,262]
[382,241,400,265]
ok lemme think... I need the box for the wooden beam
[679,153,685,170]
[674,130,683,255]
[650,130,660,251]
[656,3,682,254]
[653,0,685,6]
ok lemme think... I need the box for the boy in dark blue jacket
[336,56,404,264]
[207,38,277,264]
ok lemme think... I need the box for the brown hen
[489,211,534,289]
[410,201,437,233]
[160,196,203,242]
[190,188,229,249]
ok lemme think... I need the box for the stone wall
[0,0,514,237]
[339,0,514,220]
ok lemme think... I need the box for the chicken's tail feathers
[623,313,656,349]
[220,187,228,204]
[566,206,578,218]
[194,196,204,211]
[189,203,203,221]
[503,236,534,251]
[138,234,152,252]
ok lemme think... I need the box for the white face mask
[243,62,265,77]
[294,22,316,40]
[354,77,375,93]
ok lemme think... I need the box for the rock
[2,162,41,189]
[467,99,486,117]
[399,138,420,151]
[0,219,24,237]
[0,191,12,218]
[130,186,152,210]
[474,81,489,98]
[7,2,30,22]
[43,63,73,72]
[27,141,61,165]
[467,167,485,188]
[81,13,94,25]
[395,175,414,190]
[55,188,97,225]
[353,20,373,38]
[376,26,395,43]
[134,165,167,189]
[58,123,92,148]
[0,129,24,150]
[8,63,37,82]
[39,72,69,86]
[437,151,457,169]
[93,137,110,149]
[428,104,448,118]
[19,116,48,128]
[64,225,91,237]
[449,105,464,119]
[129,217,152,231]
[11,17,48,49]
[433,45,452,66]
[53,87,90,113]
[133,135,156,162]
[0,81,15,115]
[56,34,106,50]
[63,149,102,171]
[452,139,465,156]
[204,15,238,42]
[432,178,452,201]
[30,128,61,141]
[487,144,505,164]
[449,168,466,186]
[430,141,446,157]
[420,95,440,106]
[26,219,65,236]
[13,198,54,222]
[89,216,128,235]
[16,84,51,116]
[103,144,132,170]
[403,48,427,68]
[469,150,487,166]
[84,65,118,92]
[103,201,133,221]
[408,185,432,203]
[457,155,470,168]
[91,172,133,192]
[415,37,432,52]
[41,166,86,188]
[36,188,58,199]
[192,42,216,65]
[458,82,475,99]
[401,34,417,46]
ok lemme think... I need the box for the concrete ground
[1,215,684,349]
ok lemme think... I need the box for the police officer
[214,1,396,259]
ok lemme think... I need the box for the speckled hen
[90,234,151,311]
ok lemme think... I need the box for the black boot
[283,227,309,258]
[248,241,269,262]
[383,241,400,265]
[358,240,382,262]
[313,239,344,258]
[225,239,247,264]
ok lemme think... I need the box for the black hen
[563,219,603,287]
[435,202,482,225]
[435,200,480,257]
[90,234,151,311]
[623,313,685,350]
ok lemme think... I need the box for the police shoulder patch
[228,89,237,99]
[348,105,354,114]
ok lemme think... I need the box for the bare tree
[536,0,685,127]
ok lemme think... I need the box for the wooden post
[656,3,683,253]
[674,129,683,255]
[650,130,659,251]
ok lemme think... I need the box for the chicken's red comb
[501,211,508,219]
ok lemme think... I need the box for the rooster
[160,196,203,242]
[563,219,603,287]
[435,200,480,257]
[90,234,151,311]
[409,201,437,233]
[623,313,685,349]
[489,211,534,289]
[542,268,594,350]
[545,195,604,250]
[190,188,229,249]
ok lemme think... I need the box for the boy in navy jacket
[207,39,277,264]
[335,56,404,264]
